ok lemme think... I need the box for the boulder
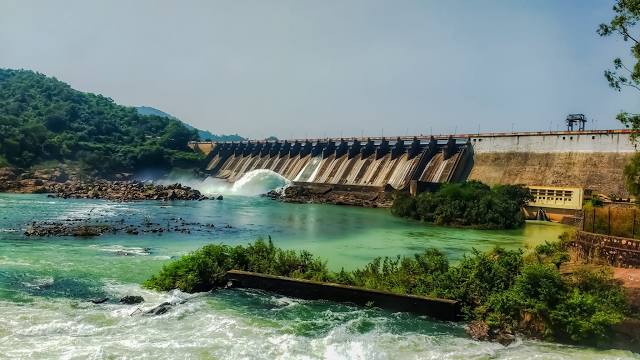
[495,330,516,346]
[144,302,171,315]
[120,295,145,304]
[466,320,490,341]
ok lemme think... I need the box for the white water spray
[193,169,289,196]
[156,169,290,197]
[228,169,290,196]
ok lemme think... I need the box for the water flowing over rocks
[143,302,172,316]
[0,166,216,201]
[466,320,516,346]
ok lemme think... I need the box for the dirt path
[614,268,640,289]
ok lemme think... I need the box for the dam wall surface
[465,130,635,197]
[191,129,636,197]
[201,137,471,190]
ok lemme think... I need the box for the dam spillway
[200,137,471,191]
[191,129,637,197]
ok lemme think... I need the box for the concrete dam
[191,129,636,198]
[198,137,471,191]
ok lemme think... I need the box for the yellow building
[528,186,584,210]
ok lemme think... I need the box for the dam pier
[190,129,636,209]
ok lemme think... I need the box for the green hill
[135,106,245,142]
[0,69,204,175]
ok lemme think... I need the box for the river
[0,181,637,358]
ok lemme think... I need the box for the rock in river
[144,302,172,316]
[120,295,145,304]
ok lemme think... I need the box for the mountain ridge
[0,68,203,174]
[135,106,245,142]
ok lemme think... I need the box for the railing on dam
[189,129,634,148]
[197,137,473,191]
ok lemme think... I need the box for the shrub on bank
[144,237,629,346]
[143,238,330,292]
[391,181,532,229]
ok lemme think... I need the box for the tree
[0,68,204,174]
[599,0,640,142]
[599,1,640,196]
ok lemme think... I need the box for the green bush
[392,181,532,229]
[390,193,417,218]
[530,240,570,269]
[144,238,330,292]
[145,238,629,346]
[437,248,524,318]
[550,268,627,342]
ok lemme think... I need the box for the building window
[592,135,596,140]
[562,136,566,140]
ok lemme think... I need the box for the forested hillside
[0,69,203,175]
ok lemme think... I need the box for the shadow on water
[0,269,106,302]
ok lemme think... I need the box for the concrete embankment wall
[467,131,635,197]
[225,270,460,321]
[570,230,640,268]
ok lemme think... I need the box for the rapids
[0,190,637,359]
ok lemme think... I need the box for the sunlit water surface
[0,191,637,359]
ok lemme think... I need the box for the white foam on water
[229,169,290,196]
[90,244,151,256]
[54,201,134,221]
[183,170,290,196]
[157,171,289,197]
[20,276,54,289]
[0,256,31,266]
[0,286,637,360]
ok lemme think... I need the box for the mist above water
[159,169,290,197]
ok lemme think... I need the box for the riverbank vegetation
[391,181,532,229]
[0,69,203,176]
[145,236,629,346]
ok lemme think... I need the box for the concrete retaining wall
[224,270,460,321]
[571,231,640,268]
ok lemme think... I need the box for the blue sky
[1,0,638,139]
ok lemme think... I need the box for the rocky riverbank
[265,183,393,208]
[0,166,218,201]
[46,181,214,201]
[23,217,234,238]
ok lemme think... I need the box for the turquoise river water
[0,184,638,358]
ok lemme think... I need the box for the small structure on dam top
[190,129,637,202]
[566,114,587,132]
